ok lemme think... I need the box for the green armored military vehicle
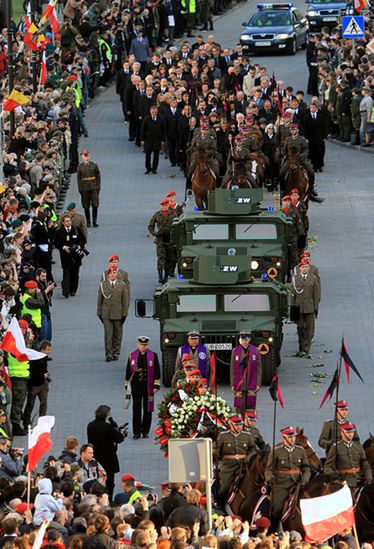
[136,248,289,387]
[171,188,293,282]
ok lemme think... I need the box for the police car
[306,0,345,30]
[240,3,308,55]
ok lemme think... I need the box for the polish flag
[0,317,46,362]
[354,0,367,13]
[27,416,55,472]
[300,484,355,543]
[40,51,47,85]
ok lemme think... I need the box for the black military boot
[12,423,27,436]
[92,207,99,227]
[84,208,91,227]
[158,270,164,283]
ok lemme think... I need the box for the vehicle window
[224,294,270,312]
[249,10,292,26]
[177,294,216,312]
[193,224,229,241]
[295,9,304,19]
[311,0,341,3]
[236,223,277,240]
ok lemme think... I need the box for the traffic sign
[342,15,364,38]
[367,37,374,54]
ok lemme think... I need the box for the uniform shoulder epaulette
[275,442,282,448]
[295,444,304,449]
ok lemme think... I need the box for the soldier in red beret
[101,255,131,299]
[148,200,175,283]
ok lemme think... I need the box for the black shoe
[12,424,27,436]
[142,433,149,438]
[63,292,69,298]
[128,138,134,141]
[152,170,158,174]
[70,291,76,296]
[47,357,52,361]
[87,221,91,227]
[93,222,99,227]
[105,357,112,362]
[112,356,119,361]
[133,434,141,439]
[145,170,152,174]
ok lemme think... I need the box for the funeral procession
[0,0,372,544]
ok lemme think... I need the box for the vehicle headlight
[276,33,290,39]
[251,260,259,270]
[276,261,281,267]
[241,34,252,41]
[268,336,274,343]
[307,10,318,16]
[164,337,170,344]
[181,257,193,268]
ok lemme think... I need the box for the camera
[108,417,129,438]
[70,244,85,259]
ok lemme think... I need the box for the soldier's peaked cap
[290,123,299,128]
[239,329,251,337]
[336,400,348,409]
[281,426,297,436]
[244,411,257,420]
[187,330,200,337]
[340,423,355,432]
[81,150,90,155]
[137,336,150,344]
[229,415,243,424]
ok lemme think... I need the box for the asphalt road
[26,2,374,489]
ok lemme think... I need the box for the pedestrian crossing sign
[342,15,364,38]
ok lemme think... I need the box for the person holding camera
[54,213,87,298]
[87,405,126,500]
[23,340,52,429]
[0,436,23,481]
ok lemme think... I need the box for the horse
[355,482,374,541]
[249,151,266,187]
[296,427,322,475]
[191,145,217,210]
[221,157,257,189]
[363,434,374,472]
[281,146,310,205]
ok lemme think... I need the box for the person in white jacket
[33,478,64,526]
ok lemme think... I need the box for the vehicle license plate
[206,343,233,350]
[255,41,272,46]
[323,16,336,21]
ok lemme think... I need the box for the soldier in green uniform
[324,423,372,491]
[77,150,101,228]
[166,191,183,275]
[350,88,362,146]
[265,426,311,522]
[277,112,292,147]
[281,196,299,270]
[222,135,252,187]
[148,199,175,283]
[171,360,195,389]
[318,400,359,453]
[187,119,220,180]
[294,251,320,287]
[244,411,267,451]
[216,415,257,504]
[290,188,309,253]
[282,124,315,189]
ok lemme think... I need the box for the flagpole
[271,393,277,479]
[31,10,38,93]
[352,524,360,549]
[5,0,15,137]
[27,425,32,505]
[334,338,343,469]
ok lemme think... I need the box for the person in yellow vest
[21,280,44,338]
[0,410,11,439]
[98,33,113,84]
[118,473,143,505]
[7,320,30,436]
[180,0,196,37]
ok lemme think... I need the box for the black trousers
[145,149,160,172]
[167,138,177,165]
[62,264,81,296]
[105,470,115,500]
[132,388,152,435]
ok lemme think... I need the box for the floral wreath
[155,380,232,457]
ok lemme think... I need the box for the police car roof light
[177,274,184,280]
[257,2,293,9]
[261,273,269,280]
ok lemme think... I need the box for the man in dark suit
[141,105,166,174]
[54,213,86,298]
[116,60,131,121]
[163,98,180,167]
[301,102,328,172]
[87,404,125,499]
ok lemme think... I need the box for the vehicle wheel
[162,347,178,387]
[261,344,278,385]
[288,37,297,55]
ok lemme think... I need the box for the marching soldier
[77,150,101,228]
[167,191,184,218]
[101,255,131,300]
[216,415,257,504]
[125,336,161,439]
[281,195,299,269]
[175,330,211,381]
[290,188,309,253]
[97,266,129,362]
[265,426,311,522]
[318,400,359,453]
[148,199,175,283]
[294,251,320,288]
[324,423,372,491]
[244,411,267,451]
[291,260,321,356]
[230,330,261,412]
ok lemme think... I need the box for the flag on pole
[27,416,55,472]
[40,0,59,33]
[341,338,363,383]
[3,89,31,111]
[40,51,47,85]
[210,352,216,393]
[31,520,51,549]
[269,374,284,408]
[0,317,46,361]
[319,367,339,408]
[300,484,355,542]
[354,0,367,12]
[24,22,40,51]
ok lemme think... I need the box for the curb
[328,137,374,155]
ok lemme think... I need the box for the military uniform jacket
[148,210,174,245]
[97,279,129,320]
[283,135,309,162]
[216,430,256,461]
[293,264,320,287]
[102,268,131,302]
[246,425,266,451]
[318,418,360,450]
[324,440,372,485]
[265,444,311,485]
[77,161,101,193]
[291,272,320,314]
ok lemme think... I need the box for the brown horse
[191,146,216,210]
[296,427,322,475]
[221,157,257,189]
[281,146,310,204]
[363,435,374,471]
[249,151,266,187]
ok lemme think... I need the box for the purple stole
[232,344,259,409]
[130,349,155,412]
[181,343,208,377]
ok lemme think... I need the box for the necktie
[313,114,316,119]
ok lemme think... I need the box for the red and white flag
[354,0,367,13]
[40,51,47,85]
[40,0,59,33]
[300,484,355,542]
[27,416,55,472]
[0,317,46,362]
